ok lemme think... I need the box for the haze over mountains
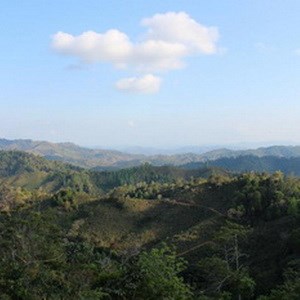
[0,139,300,174]
[1,138,300,171]
[113,142,296,156]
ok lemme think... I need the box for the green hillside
[0,151,229,212]
[0,150,96,194]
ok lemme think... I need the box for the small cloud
[128,120,135,127]
[66,63,88,71]
[254,42,273,53]
[115,74,161,94]
[294,49,300,55]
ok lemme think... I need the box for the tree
[136,244,192,299]
[198,222,255,299]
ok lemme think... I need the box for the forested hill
[0,151,228,195]
[3,150,300,198]
[183,155,300,175]
[0,150,80,177]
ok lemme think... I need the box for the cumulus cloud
[52,12,220,93]
[141,12,219,54]
[115,74,161,94]
[52,30,132,67]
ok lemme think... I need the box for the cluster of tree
[1,202,298,299]
[109,178,206,200]
[226,172,300,224]
[0,210,192,299]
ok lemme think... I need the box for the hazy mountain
[0,138,141,168]
[183,155,300,176]
[115,145,223,155]
[103,146,300,170]
[192,145,300,161]
[1,138,300,169]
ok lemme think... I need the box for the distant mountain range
[0,138,138,168]
[183,155,300,176]
[113,145,222,155]
[1,138,300,170]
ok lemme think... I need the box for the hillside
[1,169,299,299]
[0,150,81,177]
[0,150,228,198]
[0,151,100,199]
[0,138,140,168]
[3,149,300,202]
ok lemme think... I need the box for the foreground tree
[136,244,193,300]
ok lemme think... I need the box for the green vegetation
[0,150,300,299]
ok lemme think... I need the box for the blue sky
[1,0,300,148]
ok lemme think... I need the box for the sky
[1,0,300,148]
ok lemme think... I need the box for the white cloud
[52,30,132,67]
[131,40,187,72]
[52,12,220,93]
[141,12,219,54]
[115,74,161,94]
